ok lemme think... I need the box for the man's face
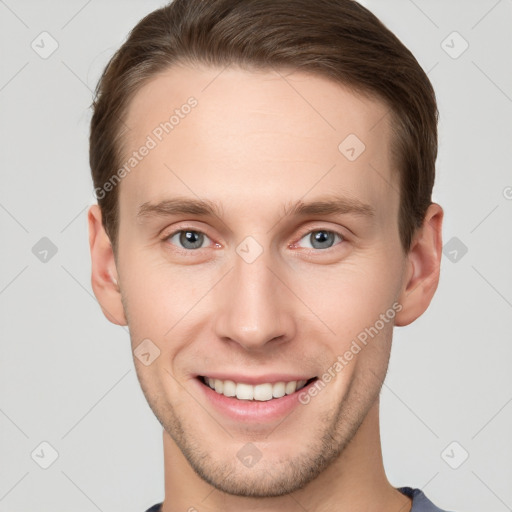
[115,65,408,496]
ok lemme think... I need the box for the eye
[296,229,344,250]
[162,227,344,253]
[166,229,211,250]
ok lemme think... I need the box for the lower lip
[194,377,318,423]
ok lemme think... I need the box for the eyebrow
[281,196,376,219]
[137,197,223,220]
[136,195,376,222]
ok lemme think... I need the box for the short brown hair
[89,0,438,254]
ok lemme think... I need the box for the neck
[161,398,412,512]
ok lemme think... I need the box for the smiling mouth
[197,375,318,401]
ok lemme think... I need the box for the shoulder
[143,503,162,512]
[398,486,456,512]
[145,491,456,512]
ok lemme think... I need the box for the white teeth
[236,383,254,400]
[285,381,297,394]
[253,383,273,401]
[203,377,311,401]
[272,381,286,398]
[222,379,236,397]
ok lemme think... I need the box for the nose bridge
[214,238,294,350]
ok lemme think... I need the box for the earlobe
[88,205,127,326]
[394,203,444,327]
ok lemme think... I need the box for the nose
[213,244,296,352]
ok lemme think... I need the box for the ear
[394,202,444,327]
[88,204,127,326]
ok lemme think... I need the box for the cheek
[118,253,215,340]
[290,253,402,335]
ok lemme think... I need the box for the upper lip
[197,373,317,385]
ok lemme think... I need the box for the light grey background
[1,0,511,511]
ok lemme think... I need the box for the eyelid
[161,222,211,240]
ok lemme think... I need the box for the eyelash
[161,225,346,253]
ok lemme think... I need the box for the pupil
[312,230,333,249]
[181,230,202,249]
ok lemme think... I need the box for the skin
[88,64,443,512]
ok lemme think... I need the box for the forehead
[120,64,398,226]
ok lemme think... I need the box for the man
[88,0,450,510]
